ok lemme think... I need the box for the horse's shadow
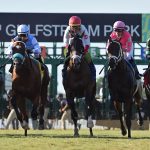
[0,133,149,139]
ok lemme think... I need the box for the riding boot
[88,61,96,80]
[36,56,45,71]
[62,56,70,79]
[129,58,141,80]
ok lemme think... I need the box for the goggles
[19,34,27,37]
[71,26,80,30]
[114,29,124,32]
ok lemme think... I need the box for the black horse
[10,41,50,136]
[63,36,96,137]
[107,38,143,138]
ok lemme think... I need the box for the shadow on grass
[0,133,150,139]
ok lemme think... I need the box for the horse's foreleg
[18,98,29,131]
[11,95,23,123]
[85,93,94,137]
[124,100,132,138]
[114,101,127,136]
[67,98,79,137]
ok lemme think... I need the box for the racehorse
[107,38,143,138]
[143,65,150,102]
[10,41,50,136]
[63,36,96,137]
[0,71,4,93]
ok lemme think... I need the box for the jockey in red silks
[62,16,96,80]
[107,20,141,80]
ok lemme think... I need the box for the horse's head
[107,38,123,69]
[12,41,26,72]
[68,36,84,71]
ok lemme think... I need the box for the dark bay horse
[11,41,50,136]
[63,36,96,137]
[143,65,150,103]
[107,39,143,138]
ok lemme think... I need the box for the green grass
[0,129,150,150]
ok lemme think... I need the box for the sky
[1,0,150,93]
[0,0,149,14]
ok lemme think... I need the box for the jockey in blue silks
[6,24,43,73]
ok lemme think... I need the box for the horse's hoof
[90,132,94,137]
[121,129,127,136]
[21,121,29,130]
[74,128,79,137]
[38,124,44,130]
[74,133,80,137]
[128,136,132,139]
[137,120,144,126]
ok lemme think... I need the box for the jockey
[62,16,96,80]
[7,24,43,73]
[107,20,141,79]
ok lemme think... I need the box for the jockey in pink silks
[62,16,96,80]
[107,20,141,80]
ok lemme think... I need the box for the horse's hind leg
[134,96,143,126]
[135,102,144,126]
[38,96,45,130]
[114,101,127,136]
[31,103,38,129]
[134,82,144,126]
[38,69,50,130]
